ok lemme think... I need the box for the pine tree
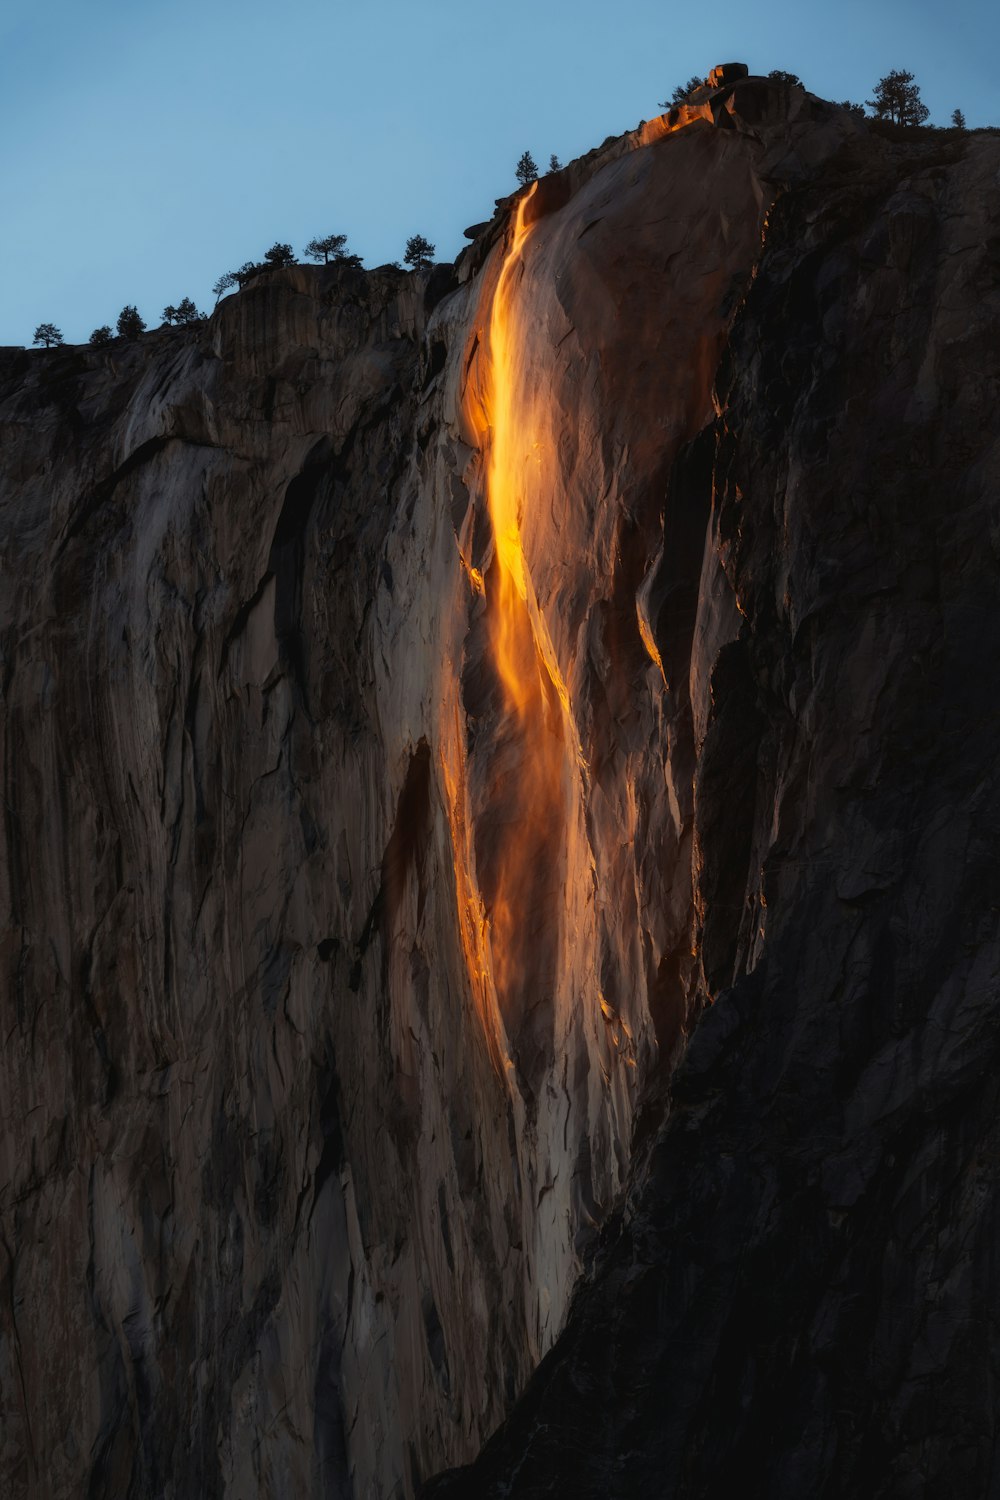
[164,298,204,325]
[263,242,295,268]
[548,154,563,172]
[403,234,435,270]
[174,297,204,324]
[89,325,114,346]
[952,108,967,130]
[116,305,146,339]
[212,271,238,302]
[304,233,348,263]
[515,151,538,187]
[32,322,64,348]
[866,70,929,127]
[768,69,803,87]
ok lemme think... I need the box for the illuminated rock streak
[440,182,586,1063]
[452,117,698,1065]
[483,185,573,722]
[476,185,581,1021]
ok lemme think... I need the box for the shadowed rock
[1,86,996,1500]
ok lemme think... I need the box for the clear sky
[2,0,996,346]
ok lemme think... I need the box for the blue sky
[2,0,996,345]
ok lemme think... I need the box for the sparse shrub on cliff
[263,242,296,268]
[32,322,63,348]
[304,233,348,263]
[660,75,703,109]
[548,154,563,172]
[768,69,803,87]
[162,297,205,326]
[515,151,538,187]
[838,100,867,118]
[116,306,146,339]
[89,325,113,346]
[403,234,435,270]
[952,108,967,130]
[867,70,929,126]
[234,261,263,288]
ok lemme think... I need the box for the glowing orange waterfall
[452,183,581,1043]
[483,187,572,718]
[450,117,694,1071]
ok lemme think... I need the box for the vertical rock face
[2,82,996,1500]
[0,99,773,1499]
[429,125,1000,1500]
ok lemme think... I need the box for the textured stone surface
[427,129,1000,1499]
[0,98,770,1500]
[2,92,997,1500]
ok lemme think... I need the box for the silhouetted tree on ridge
[867,69,929,126]
[263,242,296,268]
[89,325,113,346]
[768,69,803,86]
[548,153,563,172]
[162,297,205,326]
[952,108,967,130]
[403,234,435,270]
[660,75,703,109]
[116,306,146,339]
[515,150,538,187]
[32,323,63,348]
[212,271,238,301]
[304,233,348,263]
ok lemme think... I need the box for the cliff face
[1,82,998,1500]
[431,117,1000,1499]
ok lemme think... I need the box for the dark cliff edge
[1,84,999,1500]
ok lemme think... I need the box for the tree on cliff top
[515,150,538,187]
[89,325,113,346]
[162,297,205,326]
[660,75,703,109]
[952,108,967,130]
[212,271,238,302]
[403,234,435,270]
[234,261,264,288]
[768,69,802,87]
[549,153,563,172]
[263,242,296,268]
[116,305,146,339]
[304,233,348,263]
[32,322,63,348]
[866,69,929,126]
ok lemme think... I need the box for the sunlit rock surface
[2,81,998,1500]
[429,119,1000,1499]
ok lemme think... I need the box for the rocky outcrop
[2,77,997,1500]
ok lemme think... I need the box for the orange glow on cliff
[485,187,573,722]
[440,182,583,1036]
[439,717,508,1076]
[449,108,701,1064]
[478,183,576,1015]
